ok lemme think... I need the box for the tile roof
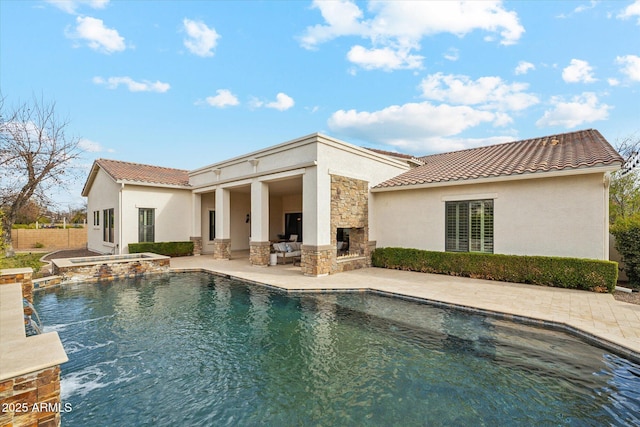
[96,159,190,187]
[374,129,624,189]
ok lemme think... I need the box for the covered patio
[187,134,409,276]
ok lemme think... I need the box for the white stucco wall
[192,134,409,248]
[311,140,410,246]
[119,185,192,253]
[85,170,120,254]
[371,172,610,260]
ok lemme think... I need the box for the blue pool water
[34,272,640,426]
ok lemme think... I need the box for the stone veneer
[301,245,334,276]
[329,174,374,274]
[190,236,202,256]
[212,239,231,259]
[52,253,170,283]
[0,366,63,427]
[249,241,271,266]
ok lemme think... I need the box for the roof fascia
[371,164,621,193]
[192,161,316,193]
[81,161,119,196]
[189,133,322,176]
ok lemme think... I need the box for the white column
[216,188,231,239]
[302,166,331,246]
[191,193,202,238]
[251,180,269,242]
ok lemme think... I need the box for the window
[103,208,114,243]
[138,208,155,243]
[284,212,302,242]
[446,200,493,253]
[93,211,99,226]
[208,210,216,241]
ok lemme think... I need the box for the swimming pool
[34,272,640,426]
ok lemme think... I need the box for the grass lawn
[0,252,47,272]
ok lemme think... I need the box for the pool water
[34,272,640,426]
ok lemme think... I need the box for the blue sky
[1,0,639,208]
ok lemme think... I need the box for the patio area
[170,253,640,362]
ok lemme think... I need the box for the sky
[1,0,639,209]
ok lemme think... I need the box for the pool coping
[0,283,68,381]
[171,266,640,365]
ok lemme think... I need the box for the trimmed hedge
[371,247,618,293]
[129,241,194,257]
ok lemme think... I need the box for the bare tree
[0,95,83,255]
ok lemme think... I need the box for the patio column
[250,180,270,266]
[190,193,202,255]
[213,188,231,259]
[301,166,333,276]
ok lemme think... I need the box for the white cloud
[618,0,640,24]
[78,138,113,153]
[573,1,598,14]
[66,16,125,54]
[515,60,535,75]
[299,0,366,49]
[443,48,460,62]
[93,76,170,93]
[46,0,108,14]
[183,18,220,57]
[608,78,620,86]
[328,101,499,152]
[266,93,295,111]
[346,45,423,71]
[204,89,239,108]
[616,54,640,81]
[419,73,539,112]
[562,59,597,83]
[300,0,524,71]
[536,92,611,128]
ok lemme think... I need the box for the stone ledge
[0,284,68,381]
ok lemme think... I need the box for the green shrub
[128,241,194,257]
[371,248,618,293]
[611,213,640,288]
[12,224,36,229]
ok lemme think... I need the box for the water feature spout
[23,298,43,336]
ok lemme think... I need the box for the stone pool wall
[0,272,67,427]
[0,366,63,427]
[0,268,34,315]
[52,253,170,283]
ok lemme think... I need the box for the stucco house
[82,129,623,277]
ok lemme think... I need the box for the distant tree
[69,205,87,225]
[14,200,42,225]
[609,134,640,224]
[0,95,83,255]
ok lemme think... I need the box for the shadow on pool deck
[170,253,640,362]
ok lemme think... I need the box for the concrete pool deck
[170,254,640,361]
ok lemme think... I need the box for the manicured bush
[371,247,618,293]
[611,213,640,288]
[128,241,194,257]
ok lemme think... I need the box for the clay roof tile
[374,129,623,189]
[96,159,190,187]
